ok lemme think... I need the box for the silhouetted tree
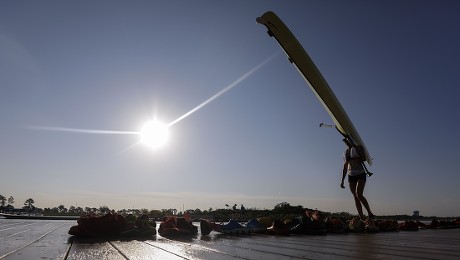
[0,195,6,207]
[23,198,35,214]
[8,196,14,206]
[149,209,162,219]
[99,205,110,214]
[58,205,67,213]
[161,208,177,216]
[24,198,35,209]
[274,202,291,211]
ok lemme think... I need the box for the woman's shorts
[348,173,366,183]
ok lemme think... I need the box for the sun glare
[139,121,170,149]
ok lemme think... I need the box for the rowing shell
[257,11,372,166]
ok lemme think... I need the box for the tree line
[0,194,36,211]
[0,196,358,221]
[1,195,449,221]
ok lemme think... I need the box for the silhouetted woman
[340,139,375,220]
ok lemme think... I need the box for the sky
[1,0,459,217]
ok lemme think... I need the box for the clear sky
[1,0,459,217]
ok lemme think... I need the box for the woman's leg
[355,179,374,218]
[349,181,364,219]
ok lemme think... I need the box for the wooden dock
[1,218,459,259]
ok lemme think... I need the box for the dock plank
[151,236,255,260]
[66,240,126,260]
[110,240,186,260]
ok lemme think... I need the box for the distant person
[240,204,246,215]
[340,138,375,220]
[232,204,238,219]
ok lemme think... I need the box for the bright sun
[139,121,170,149]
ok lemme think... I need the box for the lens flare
[27,52,279,153]
[139,121,170,149]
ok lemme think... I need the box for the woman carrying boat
[340,139,375,220]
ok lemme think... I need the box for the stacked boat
[68,212,460,239]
